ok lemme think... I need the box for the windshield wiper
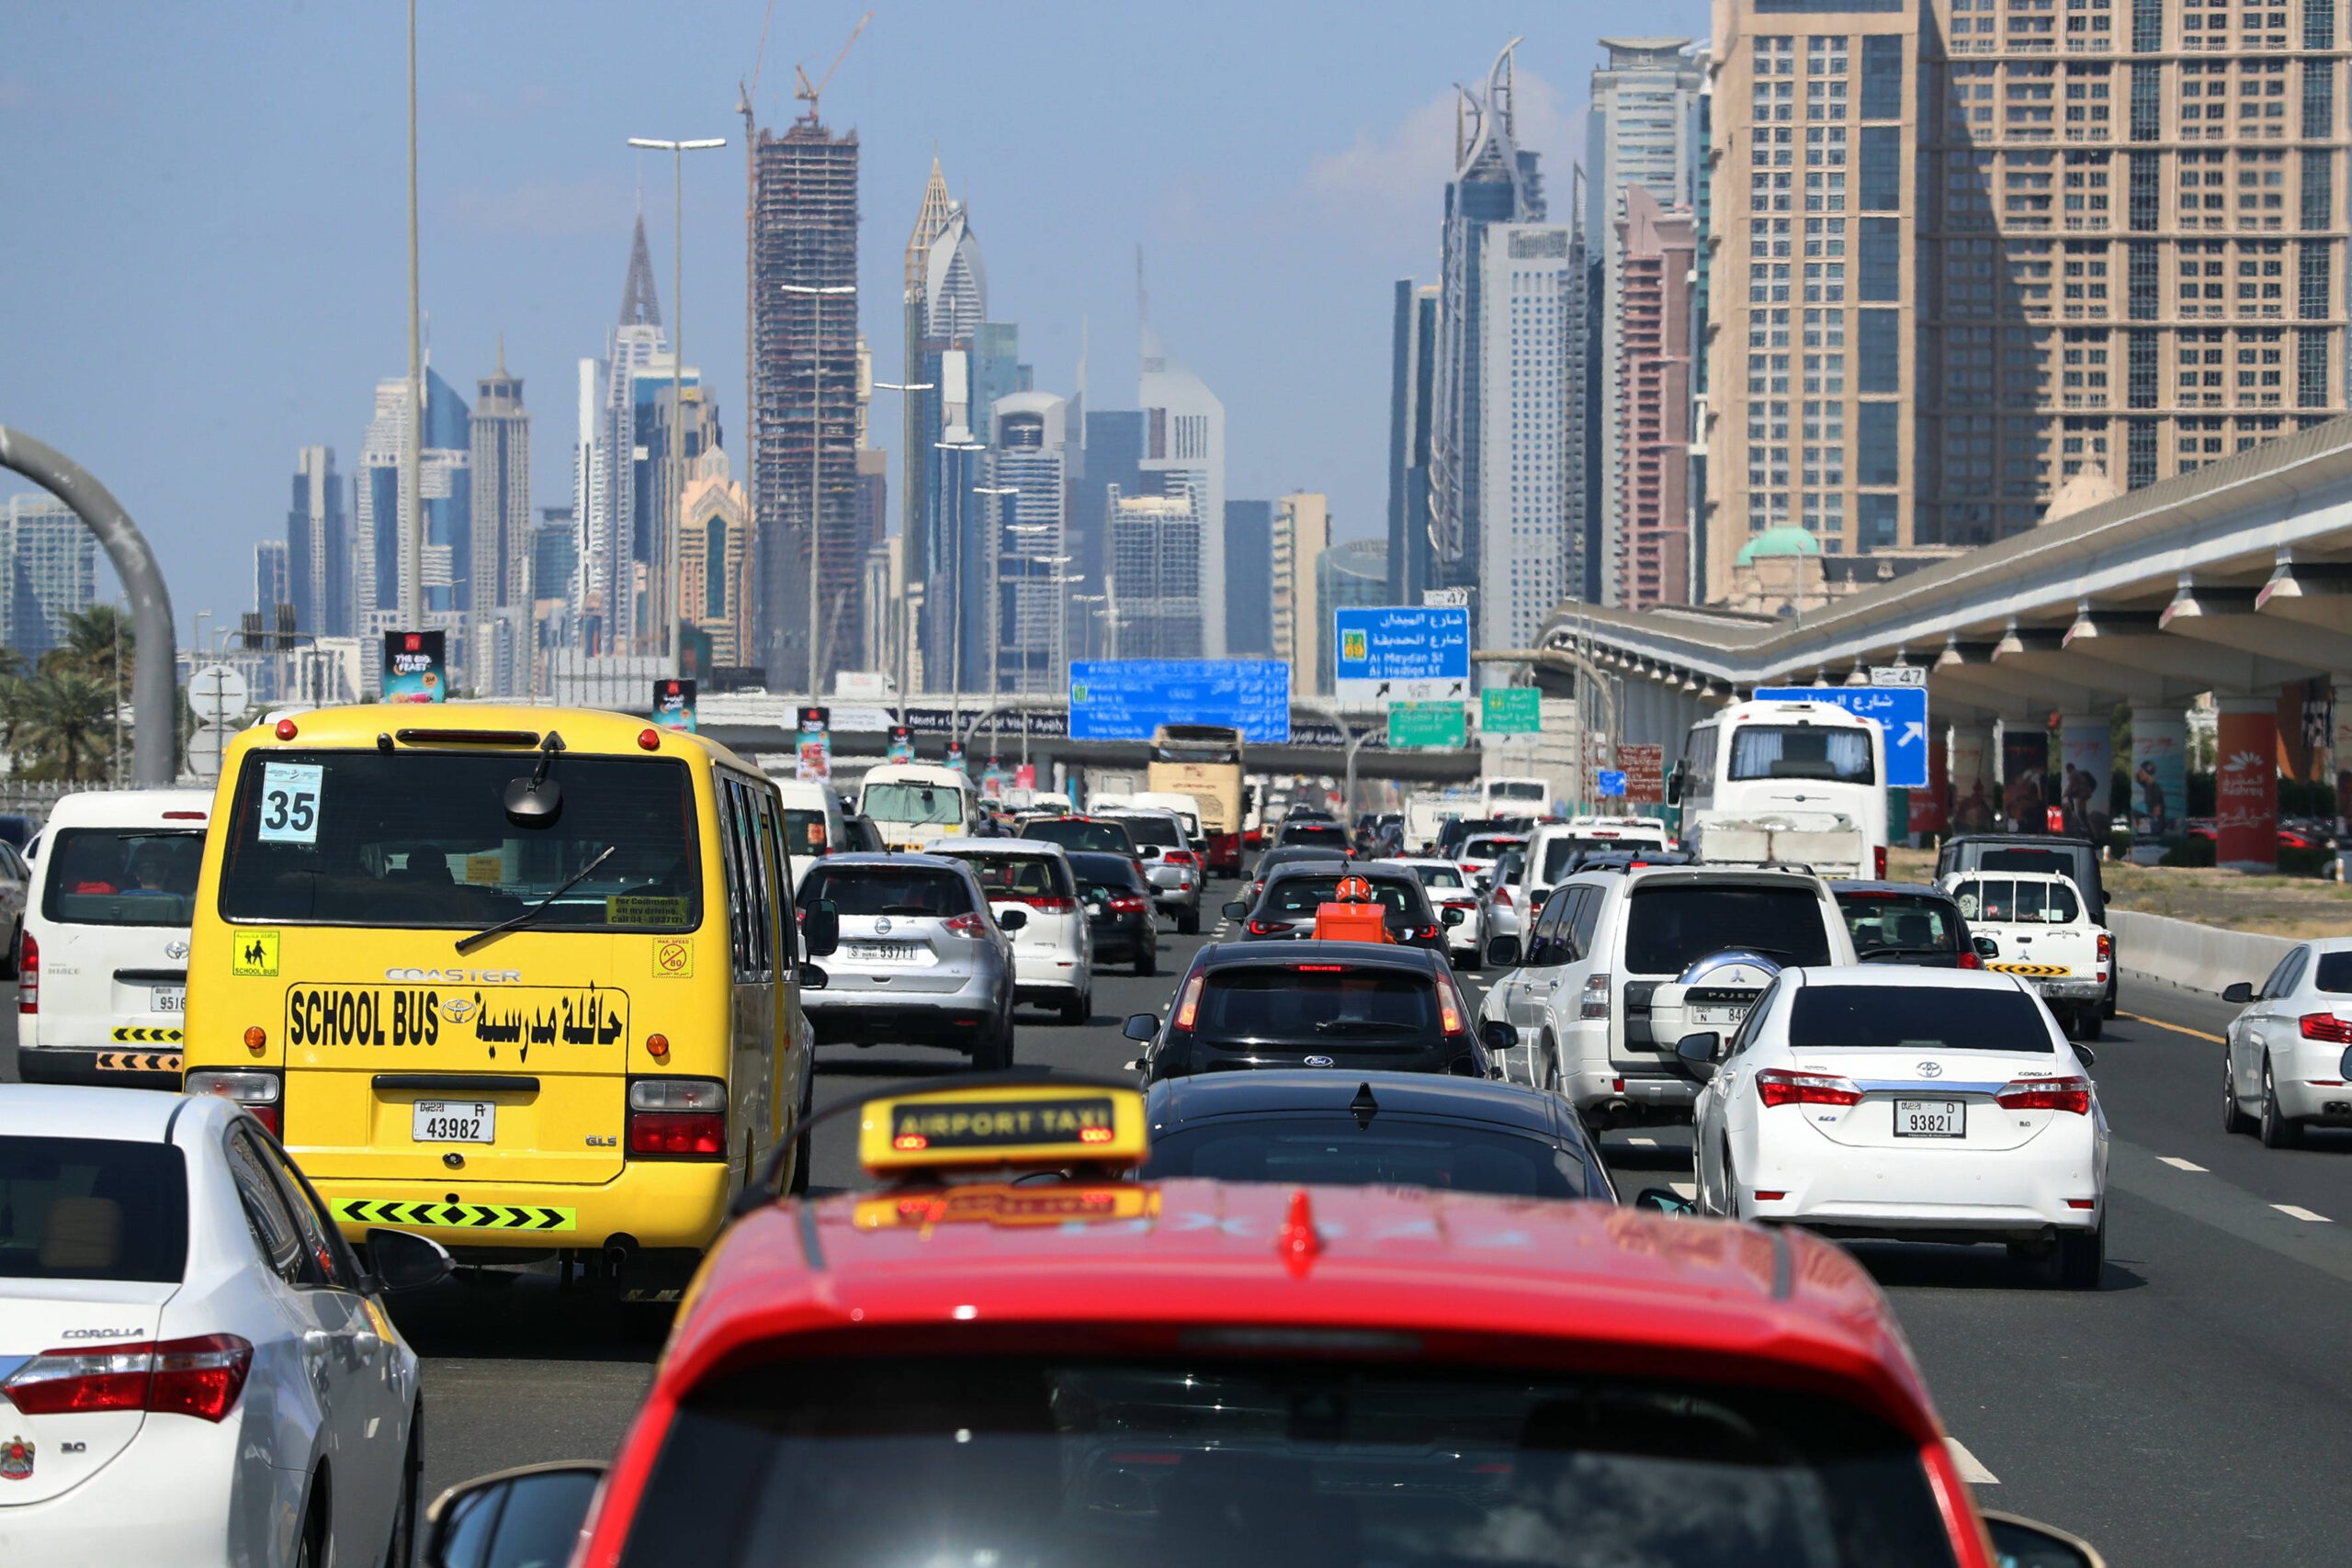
[454,844,617,955]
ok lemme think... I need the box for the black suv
[1125,942,1510,1081]
[1223,861,1460,953]
[1833,881,1986,969]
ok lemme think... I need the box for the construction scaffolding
[750,118,862,692]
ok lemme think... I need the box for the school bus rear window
[216,750,699,931]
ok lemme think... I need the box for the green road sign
[1388,701,1468,750]
[1483,688,1541,735]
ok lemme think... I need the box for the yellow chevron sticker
[1988,962,2072,978]
[95,1050,182,1073]
[110,1025,185,1043]
[331,1198,576,1232]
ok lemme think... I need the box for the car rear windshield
[0,1136,187,1282]
[1623,884,1837,974]
[1145,1119,1588,1198]
[947,853,1070,900]
[863,782,964,826]
[41,828,205,928]
[1977,846,2096,897]
[1726,725,1875,784]
[1023,819,1136,855]
[1951,878,2079,925]
[617,1358,1956,1568]
[1262,875,1425,921]
[1838,894,1959,954]
[1539,838,1607,881]
[797,865,972,918]
[1193,968,1439,1042]
[1068,852,1146,894]
[783,808,830,857]
[1280,823,1351,848]
[1409,864,1464,890]
[1789,984,2055,1052]
[1463,837,1521,859]
[2316,953,2352,994]
[215,750,699,931]
[1111,816,1184,849]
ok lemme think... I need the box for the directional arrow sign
[1753,686,1930,789]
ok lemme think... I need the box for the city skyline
[0,2,1643,641]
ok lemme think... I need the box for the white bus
[1669,698,1887,879]
[1479,775,1551,815]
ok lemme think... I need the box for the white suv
[933,840,1095,1025]
[1480,864,1855,1127]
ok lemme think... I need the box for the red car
[418,1080,2102,1568]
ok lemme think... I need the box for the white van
[17,788,213,1088]
[856,762,978,851]
[773,777,845,878]
[1124,790,1205,845]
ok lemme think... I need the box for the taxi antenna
[1350,1082,1379,1128]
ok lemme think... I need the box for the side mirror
[1634,1187,1697,1216]
[799,964,828,990]
[364,1228,453,1294]
[1486,936,1521,969]
[422,1462,606,1568]
[802,899,840,958]
[1676,1032,1724,1082]
[1973,936,1999,959]
[1139,844,1162,859]
[1980,1513,2106,1568]
[1123,1013,1159,1043]
[1222,900,1250,919]
[2222,981,2254,1005]
[1480,1018,1518,1052]
[2074,1043,2096,1069]
[1665,766,1684,806]
[997,907,1029,931]
[1442,906,1466,927]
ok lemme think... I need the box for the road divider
[2110,909,2293,998]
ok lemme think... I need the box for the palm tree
[13,670,115,783]
[45,604,130,688]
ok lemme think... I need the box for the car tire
[2075,1008,2102,1043]
[1134,945,1157,978]
[2260,1059,2301,1149]
[293,1478,329,1568]
[1177,908,1200,935]
[1058,993,1090,1026]
[385,1404,421,1568]
[0,921,17,982]
[786,1066,815,1198]
[2052,1219,2106,1291]
[2222,1052,2257,1135]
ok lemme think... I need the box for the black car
[1021,815,1144,863]
[1124,942,1510,1081]
[1224,861,1458,953]
[1140,1069,1612,1201]
[1069,849,1158,976]
[1272,818,1353,856]
[836,813,885,853]
[1434,817,1514,860]
[1238,844,1349,902]
[1833,881,1986,969]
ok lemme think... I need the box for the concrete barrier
[2110,908,2294,998]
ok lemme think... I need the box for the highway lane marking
[1668,1180,1696,1200]
[2120,1010,2225,1044]
[1946,1438,1999,1485]
[2273,1204,2333,1223]
[2157,1156,2209,1171]
[1628,1135,1658,1146]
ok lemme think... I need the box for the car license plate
[413,1100,495,1144]
[151,986,186,1013]
[1691,1004,1747,1026]
[846,941,918,962]
[1893,1099,1965,1138]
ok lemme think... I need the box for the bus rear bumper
[310,1161,733,1255]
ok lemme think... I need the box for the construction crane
[795,10,871,127]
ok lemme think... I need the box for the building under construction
[750,118,861,691]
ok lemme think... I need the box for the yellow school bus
[181,704,831,1307]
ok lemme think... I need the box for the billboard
[1620,743,1665,804]
[651,678,697,733]
[1334,605,1472,705]
[381,630,447,704]
[1068,660,1291,742]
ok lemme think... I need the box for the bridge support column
[2058,708,2116,839]
[1950,720,1996,833]
[2215,694,2279,871]
[2126,703,2189,847]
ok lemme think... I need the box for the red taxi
[419,1079,2102,1568]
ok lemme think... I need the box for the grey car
[1102,808,1203,933]
[793,852,1027,1068]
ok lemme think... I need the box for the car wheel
[2075,1008,2102,1043]
[0,921,17,982]
[1177,908,1200,935]
[385,1404,421,1568]
[1719,1148,1739,1221]
[1058,993,1090,1027]
[1134,944,1157,978]
[786,1066,815,1197]
[2260,1059,2301,1149]
[2222,1050,2256,1135]
[293,1478,329,1568]
[2052,1218,2106,1291]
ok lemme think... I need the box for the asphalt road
[8,902,2352,1562]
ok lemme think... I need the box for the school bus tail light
[628,1077,726,1158]
[187,1069,283,1137]
[243,1026,267,1055]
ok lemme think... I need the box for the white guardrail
[2109,909,2295,998]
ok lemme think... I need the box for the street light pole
[863,378,931,699]
[627,136,726,670]
[780,283,857,697]
[933,438,986,719]
[402,0,423,630]
[974,484,1019,698]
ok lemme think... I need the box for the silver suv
[1101,808,1203,933]
[794,852,1026,1068]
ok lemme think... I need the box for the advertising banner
[979,757,1005,803]
[1013,763,1037,792]
[2216,699,2279,867]
[2000,727,2051,828]
[1620,743,1665,804]
[2129,710,2187,841]
[2057,714,2113,839]
[944,739,968,775]
[1912,735,1950,836]
[888,726,916,764]
[651,679,697,733]
[381,630,447,704]
[796,705,831,784]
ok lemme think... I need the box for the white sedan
[0,1085,450,1566]
[1391,858,1486,969]
[2222,936,2352,1147]
[1679,965,2109,1289]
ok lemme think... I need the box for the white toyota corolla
[0,1085,450,1566]
[1679,965,2109,1289]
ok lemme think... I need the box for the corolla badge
[0,1436,31,1482]
[164,940,190,961]
[1303,1055,1337,1068]
[1916,1061,1944,1078]
[874,917,893,936]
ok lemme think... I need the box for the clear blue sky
[1,0,1702,639]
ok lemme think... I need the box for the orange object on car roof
[1312,898,1393,943]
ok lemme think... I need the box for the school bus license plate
[413,1100,496,1144]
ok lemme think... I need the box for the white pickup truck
[1941,870,2111,1041]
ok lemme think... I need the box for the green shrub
[2161,837,2217,868]
[2278,845,2336,877]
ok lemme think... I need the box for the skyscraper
[576,218,667,652]
[1476,220,1585,655]
[751,115,860,690]
[1073,409,1143,604]
[1,494,97,660]
[469,344,532,638]
[1106,488,1204,660]
[1271,493,1331,695]
[1137,323,1226,656]
[910,198,994,690]
[1223,500,1274,657]
[356,366,469,631]
[678,446,754,666]
[253,540,290,622]
[1616,186,1698,608]
[987,391,1071,694]
[1587,39,1708,604]
[285,445,348,637]
[1383,281,1440,605]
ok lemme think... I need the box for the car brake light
[17,930,34,1013]
[1958,949,1983,969]
[943,911,989,938]
[2301,1013,2352,1043]
[4,1335,254,1423]
[1107,895,1148,913]
[1493,886,1513,908]
[1165,850,1198,867]
[1993,1075,2092,1114]
[1578,972,1611,1021]
[1873,846,1888,878]
[627,1077,728,1156]
[1020,895,1077,912]
[1296,964,1343,972]
[187,1069,281,1136]
[1756,1068,1864,1108]
[1529,888,1549,914]
[1173,973,1204,1031]
[1247,919,1293,935]
[1417,926,1442,941]
[2097,932,2113,961]
[1440,988,1465,1036]
[1459,863,1480,874]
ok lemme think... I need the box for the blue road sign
[1752,686,1930,789]
[1333,605,1472,703]
[1068,660,1292,742]
[1597,769,1628,797]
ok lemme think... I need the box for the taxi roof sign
[857,1082,1147,1175]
